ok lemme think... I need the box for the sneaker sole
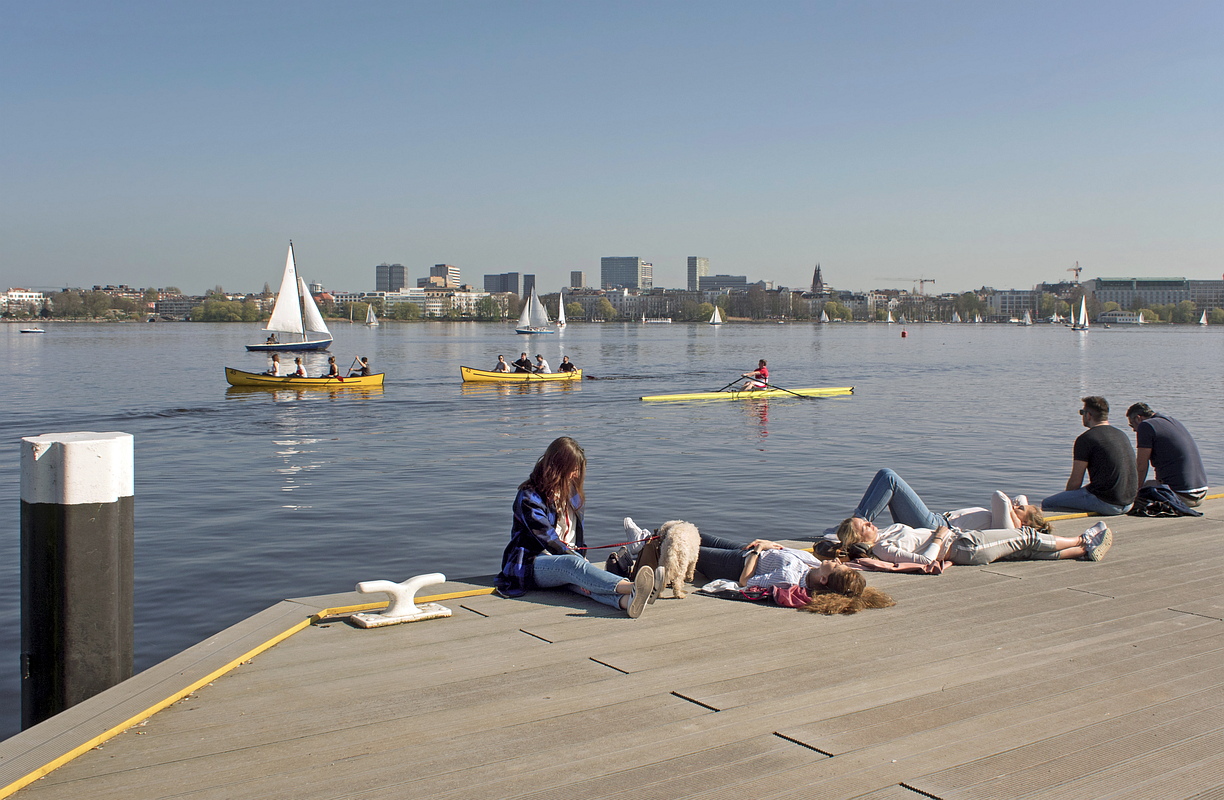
[1088,528,1113,561]
[649,565,666,604]
[627,568,653,618]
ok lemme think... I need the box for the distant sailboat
[1136,311,1145,325]
[1072,297,1089,331]
[246,242,333,351]
[1200,310,1209,326]
[886,310,895,323]
[709,306,723,326]
[1020,310,1033,326]
[820,309,830,323]
[974,312,982,324]
[556,290,567,329]
[898,314,907,324]
[365,304,379,326]
[951,311,961,323]
[516,287,554,334]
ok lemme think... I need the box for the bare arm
[1065,460,1088,492]
[1135,447,1152,485]
[739,552,759,585]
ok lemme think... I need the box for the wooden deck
[3,503,1223,799]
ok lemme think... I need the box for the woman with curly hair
[495,437,658,617]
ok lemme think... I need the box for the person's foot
[626,567,654,618]
[624,517,650,555]
[1082,523,1112,561]
[648,564,667,604]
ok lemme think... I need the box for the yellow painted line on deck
[0,587,497,800]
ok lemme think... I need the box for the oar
[756,380,811,399]
[713,377,742,392]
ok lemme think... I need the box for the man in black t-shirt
[1126,402,1209,507]
[1042,396,1137,515]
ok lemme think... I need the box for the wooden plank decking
[3,503,1222,799]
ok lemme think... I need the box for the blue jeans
[531,553,625,609]
[853,469,948,529]
[696,533,752,582]
[1041,488,1131,516]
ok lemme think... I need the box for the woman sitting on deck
[835,469,1112,566]
[495,437,659,618]
[623,520,894,615]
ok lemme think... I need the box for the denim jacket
[495,487,585,597]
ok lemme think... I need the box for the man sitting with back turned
[1042,396,1137,516]
[1126,402,1209,507]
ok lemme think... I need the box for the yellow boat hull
[641,386,853,402]
[224,367,385,388]
[460,366,582,383]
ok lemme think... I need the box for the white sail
[298,277,331,335]
[709,306,723,325]
[1200,310,1208,325]
[952,311,961,323]
[365,304,378,326]
[1022,310,1032,326]
[556,290,566,328]
[820,309,830,323]
[265,245,305,335]
[516,296,532,328]
[974,312,982,323]
[516,288,553,332]
[1074,297,1089,329]
[886,310,895,323]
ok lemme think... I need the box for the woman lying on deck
[623,520,894,615]
[835,469,1112,566]
[494,437,659,618]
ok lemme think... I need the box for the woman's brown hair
[800,561,895,615]
[520,436,586,518]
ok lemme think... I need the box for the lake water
[2,320,1221,738]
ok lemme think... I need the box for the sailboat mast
[290,241,306,339]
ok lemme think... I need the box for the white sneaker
[1081,522,1112,561]
[624,517,650,555]
[626,567,654,618]
[648,564,667,604]
[1013,495,1029,507]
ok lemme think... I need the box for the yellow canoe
[641,386,853,402]
[225,367,385,388]
[460,366,582,383]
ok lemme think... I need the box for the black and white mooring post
[20,431,135,729]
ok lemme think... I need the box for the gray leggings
[947,527,1061,566]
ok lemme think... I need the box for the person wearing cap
[1042,396,1137,515]
[533,354,552,374]
[1125,402,1208,507]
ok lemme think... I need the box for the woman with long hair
[837,469,1112,567]
[496,437,658,617]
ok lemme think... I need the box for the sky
[2,1,1221,296]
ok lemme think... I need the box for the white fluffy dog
[656,520,701,599]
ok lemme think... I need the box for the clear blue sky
[2,1,1220,295]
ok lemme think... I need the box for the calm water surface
[2,320,1222,738]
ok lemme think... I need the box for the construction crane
[1067,262,1082,283]
[878,277,937,295]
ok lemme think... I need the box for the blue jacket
[495,487,585,597]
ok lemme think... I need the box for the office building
[430,264,461,288]
[484,272,521,295]
[570,271,585,288]
[602,256,652,290]
[699,274,748,291]
[375,263,407,293]
[523,274,536,298]
[687,257,709,291]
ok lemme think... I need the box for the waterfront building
[375,264,407,293]
[602,257,653,290]
[1083,277,1224,312]
[989,289,1039,319]
[1,288,47,313]
[153,297,203,319]
[698,274,748,292]
[687,257,709,291]
[426,264,461,288]
[523,274,536,299]
[570,271,585,288]
[483,272,521,295]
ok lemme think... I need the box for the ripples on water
[2,320,1222,738]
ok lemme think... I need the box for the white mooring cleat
[351,573,453,628]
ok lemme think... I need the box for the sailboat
[1071,297,1089,331]
[246,243,333,351]
[974,312,982,324]
[1200,310,1209,326]
[819,309,830,323]
[516,287,554,334]
[708,306,723,326]
[886,310,895,323]
[951,311,961,323]
[365,304,379,327]
[555,290,566,329]
[1020,310,1033,326]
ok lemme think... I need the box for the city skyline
[3,2,1221,295]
